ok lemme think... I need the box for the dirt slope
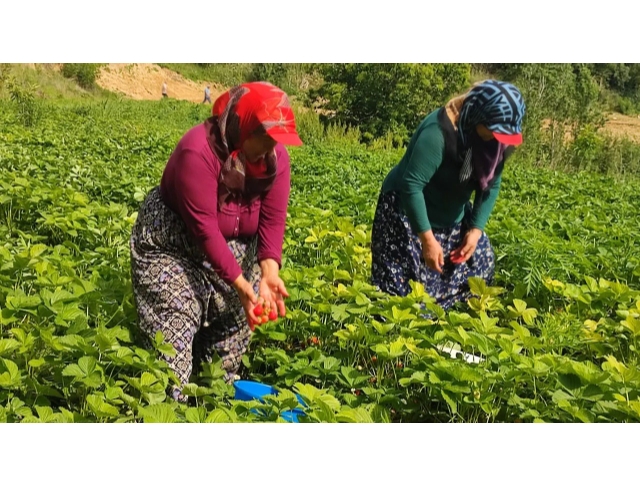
[95,63,225,103]
[602,113,640,143]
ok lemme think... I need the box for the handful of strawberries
[248,298,281,331]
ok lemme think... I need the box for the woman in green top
[371,80,525,310]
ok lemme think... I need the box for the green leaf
[372,320,395,335]
[584,276,599,293]
[425,302,446,320]
[552,389,575,403]
[95,332,119,351]
[315,398,336,422]
[369,404,391,423]
[513,299,528,313]
[141,404,177,423]
[157,343,176,357]
[105,386,124,402]
[322,356,341,370]
[82,372,104,389]
[62,364,84,378]
[21,416,42,423]
[457,326,471,344]
[441,390,458,414]
[468,277,487,297]
[622,315,640,336]
[144,392,167,406]
[331,304,350,322]
[266,331,287,342]
[333,270,352,282]
[35,406,55,423]
[0,339,20,357]
[371,344,390,359]
[56,304,85,325]
[206,409,232,423]
[391,306,415,322]
[140,372,159,388]
[5,294,41,310]
[340,366,369,387]
[399,371,427,387]
[185,407,208,423]
[557,373,582,391]
[78,356,97,376]
[86,394,120,418]
[55,335,82,349]
[28,358,46,368]
[388,340,405,358]
[293,383,321,402]
[336,407,373,423]
[522,308,538,326]
[574,409,595,423]
[0,358,21,387]
[317,394,341,412]
[241,354,251,369]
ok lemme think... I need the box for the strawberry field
[1,99,640,423]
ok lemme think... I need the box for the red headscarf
[204,82,302,207]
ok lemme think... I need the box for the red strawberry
[254,304,263,316]
[450,250,465,264]
[268,309,277,321]
[261,315,269,324]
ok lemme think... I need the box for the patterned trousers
[130,187,260,402]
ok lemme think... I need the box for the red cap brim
[493,132,523,146]
[268,130,303,146]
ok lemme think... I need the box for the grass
[0,64,117,101]
[157,63,253,88]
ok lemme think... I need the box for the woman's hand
[232,275,258,324]
[450,228,483,264]
[419,230,444,273]
[259,259,289,317]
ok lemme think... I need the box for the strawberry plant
[1,97,639,422]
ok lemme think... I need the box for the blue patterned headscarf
[457,79,525,147]
[453,80,525,190]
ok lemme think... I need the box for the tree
[313,63,470,143]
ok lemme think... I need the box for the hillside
[96,63,226,103]
[3,63,640,143]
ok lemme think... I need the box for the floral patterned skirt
[370,190,495,311]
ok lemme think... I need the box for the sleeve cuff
[257,253,282,268]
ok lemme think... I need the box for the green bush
[293,106,362,147]
[7,78,42,127]
[616,96,638,115]
[497,64,604,168]
[61,63,102,89]
[249,63,320,100]
[570,127,640,176]
[0,63,11,90]
[312,63,470,143]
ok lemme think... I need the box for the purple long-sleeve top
[159,123,291,285]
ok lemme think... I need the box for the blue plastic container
[233,380,306,423]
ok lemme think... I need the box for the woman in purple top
[129,82,303,402]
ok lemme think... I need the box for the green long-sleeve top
[382,109,503,234]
